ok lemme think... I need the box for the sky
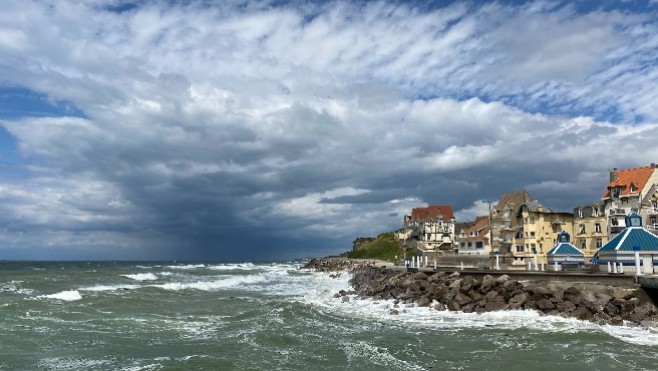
[0,0,657,261]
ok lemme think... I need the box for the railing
[648,223,658,230]
[610,209,626,216]
[647,208,658,215]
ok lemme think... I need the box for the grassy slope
[345,233,403,261]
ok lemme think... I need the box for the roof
[521,200,552,213]
[494,190,530,212]
[547,243,584,256]
[603,165,656,199]
[574,202,604,219]
[410,205,455,221]
[457,215,490,242]
[598,227,658,252]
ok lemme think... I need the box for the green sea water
[0,261,657,370]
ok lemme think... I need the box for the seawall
[304,258,658,328]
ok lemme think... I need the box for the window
[581,240,586,249]
[611,218,618,226]
[579,224,586,234]
[578,208,583,218]
[529,217,535,224]
[516,232,523,239]
[596,238,603,248]
[516,245,524,252]
[595,223,601,233]
[476,241,484,249]
[467,242,473,248]
[531,243,536,252]
[612,187,620,199]
[631,185,637,193]
[622,198,628,205]
[461,242,466,248]
[530,231,535,238]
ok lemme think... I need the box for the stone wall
[346,266,658,328]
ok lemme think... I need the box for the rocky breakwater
[303,258,368,273]
[348,267,658,328]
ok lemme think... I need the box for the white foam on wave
[293,271,658,347]
[121,273,159,281]
[153,274,267,292]
[39,290,82,302]
[207,263,257,271]
[166,264,206,270]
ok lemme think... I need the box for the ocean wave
[166,264,206,270]
[297,271,658,347]
[80,284,140,292]
[1,280,35,295]
[39,290,82,302]
[121,273,159,281]
[207,263,257,271]
[153,275,267,292]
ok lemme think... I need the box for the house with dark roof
[597,213,658,274]
[546,231,585,267]
[456,215,491,255]
[602,164,658,239]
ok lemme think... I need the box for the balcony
[610,226,625,234]
[610,209,626,216]
[647,208,658,215]
[648,223,658,231]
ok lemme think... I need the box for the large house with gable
[602,164,658,239]
[403,205,456,254]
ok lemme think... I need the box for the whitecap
[166,264,206,270]
[152,274,267,292]
[121,273,158,281]
[207,263,257,271]
[39,290,82,302]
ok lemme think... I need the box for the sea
[1,261,658,370]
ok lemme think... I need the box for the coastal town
[396,163,658,273]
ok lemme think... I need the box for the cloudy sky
[0,0,657,260]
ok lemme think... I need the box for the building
[403,205,456,254]
[491,190,531,257]
[597,213,658,274]
[602,164,658,239]
[572,202,607,260]
[546,231,585,268]
[510,200,574,266]
[490,190,574,265]
[456,215,491,255]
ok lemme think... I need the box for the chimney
[652,163,657,169]
[609,168,618,182]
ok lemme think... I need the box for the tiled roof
[603,165,655,198]
[494,190,530,212]
[547,243,584,256]
[598,227,658,252]
[410,205,455,221]
[457,215,490,242]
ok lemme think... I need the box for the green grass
[345,232,402,261]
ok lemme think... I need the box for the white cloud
[0,1,657,258]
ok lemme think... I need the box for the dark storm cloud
[0,1,657,259]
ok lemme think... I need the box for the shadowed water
[0,261,656,370]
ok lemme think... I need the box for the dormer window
[612,187,620,199]
[578,208,583,218]
[630,184,637,193]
